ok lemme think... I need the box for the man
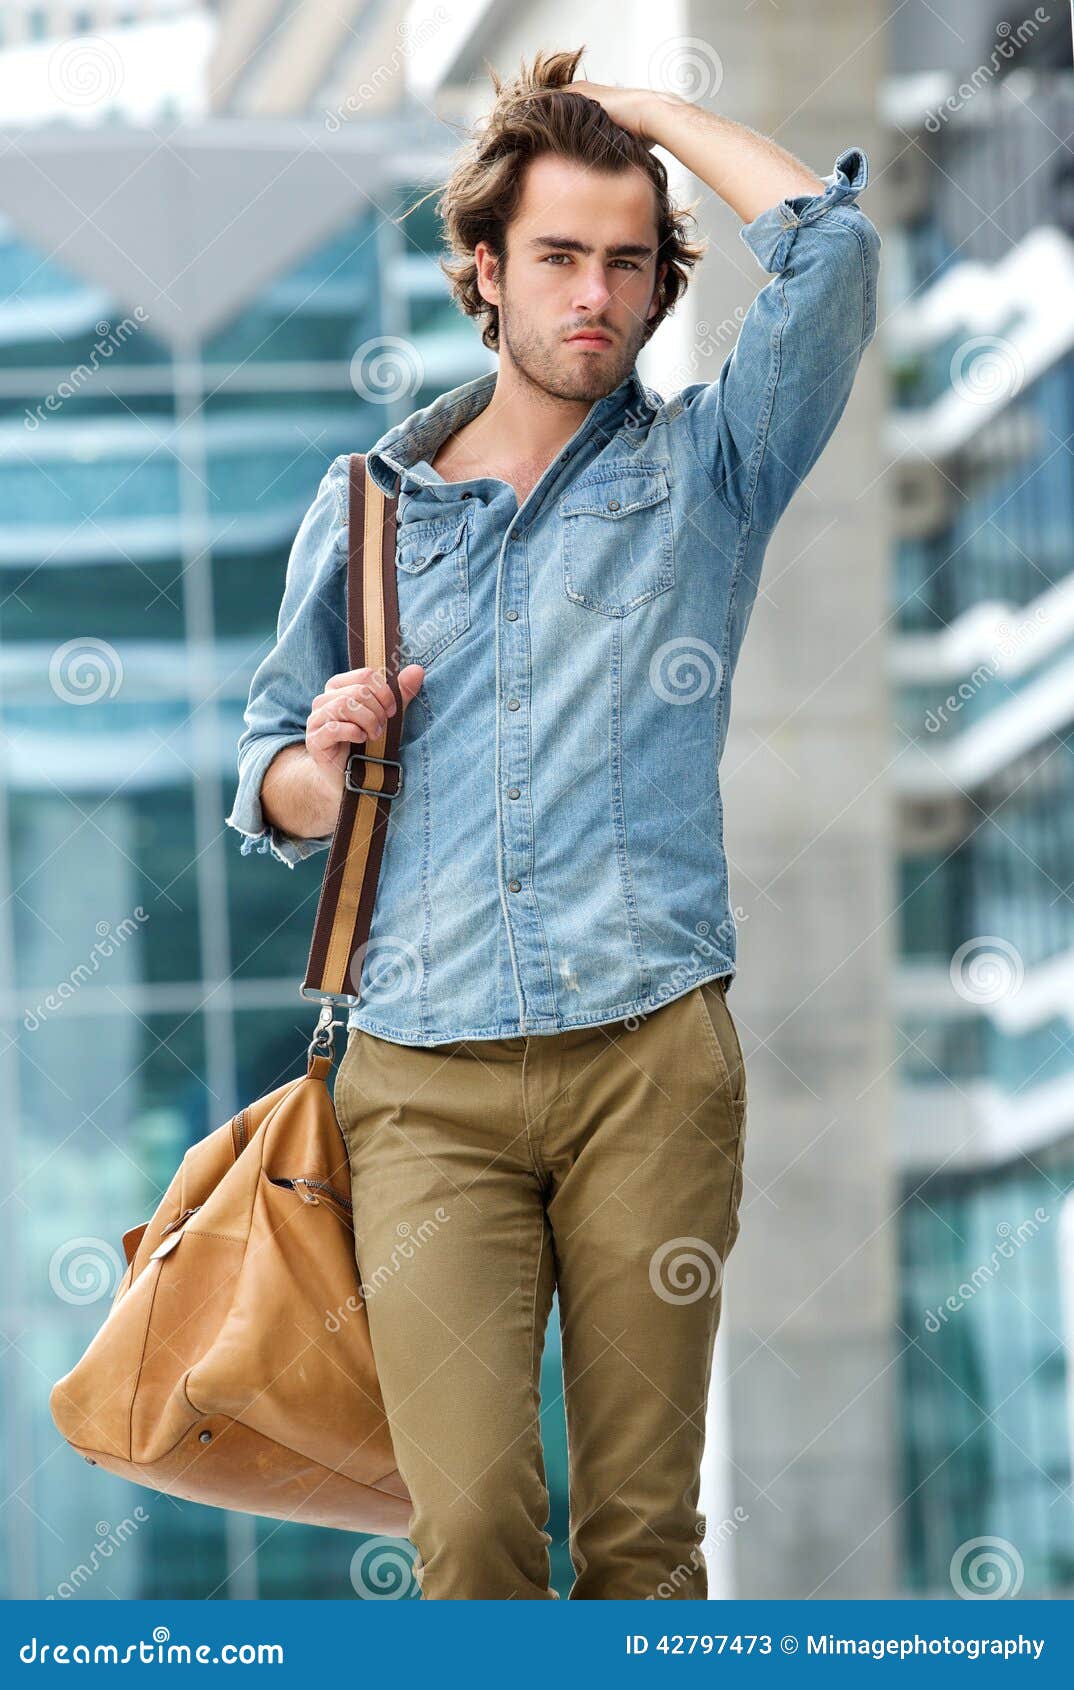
[227,47,880,1599]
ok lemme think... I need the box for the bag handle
[300,454,402,1047]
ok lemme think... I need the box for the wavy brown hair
[403,46,707,352]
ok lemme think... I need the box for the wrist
[304,751,346,833]
[316,751,346,792]
[638,89,694,145]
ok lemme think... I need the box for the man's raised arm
[572,84,882,533]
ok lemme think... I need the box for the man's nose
[571,268,613,314]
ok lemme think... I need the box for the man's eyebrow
[527,235,655,259]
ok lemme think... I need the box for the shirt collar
[364,364,657,497]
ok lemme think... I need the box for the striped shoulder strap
[301,454,402,1018]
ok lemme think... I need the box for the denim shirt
[226,146,880,1045]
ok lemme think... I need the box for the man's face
[476,154,667,402]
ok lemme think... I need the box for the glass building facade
[888,73,1074,1593]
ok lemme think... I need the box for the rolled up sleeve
[680,144,881,534]
[225,455,350,869]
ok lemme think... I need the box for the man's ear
[474,240,502,310]
[646,259,668,322]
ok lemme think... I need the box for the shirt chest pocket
[559,467,675,617]
[395,513,471,667]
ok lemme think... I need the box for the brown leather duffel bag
[49,455,414,1535]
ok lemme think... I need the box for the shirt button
[507,698,520,710]
[508,879,521,892]
[508,787,520,799]
[505,609,518,621]
[460,490,473,499]
[607,499,620,511]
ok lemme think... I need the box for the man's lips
[566,331,612,346]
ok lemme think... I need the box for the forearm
[641,94,824,223]
[261,742,343,843]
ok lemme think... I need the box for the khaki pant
[333,976,748,1600]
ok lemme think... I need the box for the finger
[323,669,397,716]
[324,666,388,694]
[397,663,425,703]
[324,667,373,689]
[323,683,385,725]
[309,694,385,740]
[307,719,372,757]
[333,693,387,737]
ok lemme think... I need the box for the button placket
[497,523,556,1025]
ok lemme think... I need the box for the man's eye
[542,255,639,270]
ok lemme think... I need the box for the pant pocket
[693,978,747,1117]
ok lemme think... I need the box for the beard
[498,276,648,403]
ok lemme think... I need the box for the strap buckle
[306,1000,346,1061]
[345,749,404,799]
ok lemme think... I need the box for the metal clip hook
[308,1002,343,1062]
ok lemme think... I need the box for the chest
[393,458,685,670]
[429,446,551,509]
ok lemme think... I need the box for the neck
[437,353,617,479]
